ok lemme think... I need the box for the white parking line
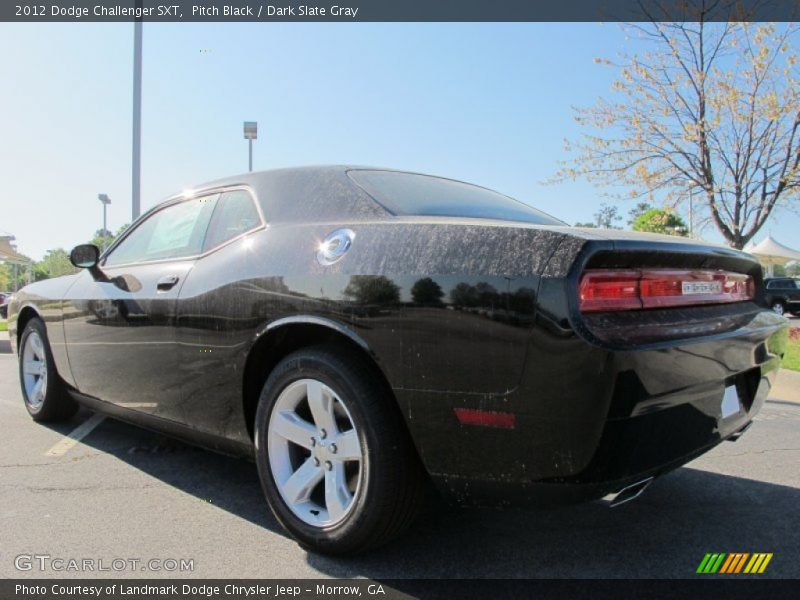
[44,413,106,457]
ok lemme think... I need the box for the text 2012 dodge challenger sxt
[8,166,789,554]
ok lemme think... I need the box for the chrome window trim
[100,184,266,270]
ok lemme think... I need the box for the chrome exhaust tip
[727,421,753,442]
[603,477,654,508]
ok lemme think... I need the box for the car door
[171,188,265,439]
[62,193,219,419]
[788,279,800,305]
[780,279,800,312]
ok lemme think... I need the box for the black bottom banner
[3,579,799,600]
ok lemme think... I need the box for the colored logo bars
[697,553,773,574]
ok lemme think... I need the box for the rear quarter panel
[174,219,578,445]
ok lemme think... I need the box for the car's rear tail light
[579,269,753,313]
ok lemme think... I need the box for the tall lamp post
[98,194,111,251]
[132,2,143,221]
[243,121,257,172]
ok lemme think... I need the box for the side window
[104,194,219,266]
[767,281,778,289]
[202,189,262,252]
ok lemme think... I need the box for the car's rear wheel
[18,318,78,422]
[254,345,424,554]
[771,301,786,316]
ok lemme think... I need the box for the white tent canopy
[744,235,800,276]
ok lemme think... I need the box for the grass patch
[784,328,800,372]
[0,320,7,332]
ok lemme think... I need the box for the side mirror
[70,244,100,269]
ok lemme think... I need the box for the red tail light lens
[577,270,642,312]
[579,269,753,313]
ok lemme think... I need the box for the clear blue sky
[1,22,798,260]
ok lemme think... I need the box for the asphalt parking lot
[1,324,799,580]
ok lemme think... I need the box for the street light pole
[98,194,111,251]
[243,121,257,172]
[9,240,19,290]
[132,6,143,221]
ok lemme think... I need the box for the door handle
[156,275,180,291]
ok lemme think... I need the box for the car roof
[154,166,390,224]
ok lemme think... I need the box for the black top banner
[3,0,800,22]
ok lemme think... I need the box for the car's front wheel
[254,345,424,554]
[771,301,786,316]
[18,318,78,422]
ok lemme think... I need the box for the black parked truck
[764,277,800,316]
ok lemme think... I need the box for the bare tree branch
[551,10,800,248]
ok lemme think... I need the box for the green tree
[555,14,800,249]
[474,282,499,307]
[596,203,623,229]
[343,276,400,305]
[31,263,49,283]
[450,282,478,306]
[632,209,689,236]
[411,277,444,306]
[574,203,623,229]
[2,263,26,288]
[90,229,114,251]
[628,202,653,226]
[37,248,77,279]
[90,223,129,251]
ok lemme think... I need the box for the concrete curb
[770,368,800,405]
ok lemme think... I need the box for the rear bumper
[429,432,735,508]
[569,367,771,486]
[428,379,769,508]
[403,308,788,507]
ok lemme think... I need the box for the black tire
[18,318,78,422]
[770,301,786,316]
[254,345,425,555]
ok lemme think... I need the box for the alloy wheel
[21,331,48,408]
[267,378,363,527]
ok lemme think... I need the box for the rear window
[348,170,563,225]
[202,189,262,252]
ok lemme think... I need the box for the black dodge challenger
[8,166,789,554]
